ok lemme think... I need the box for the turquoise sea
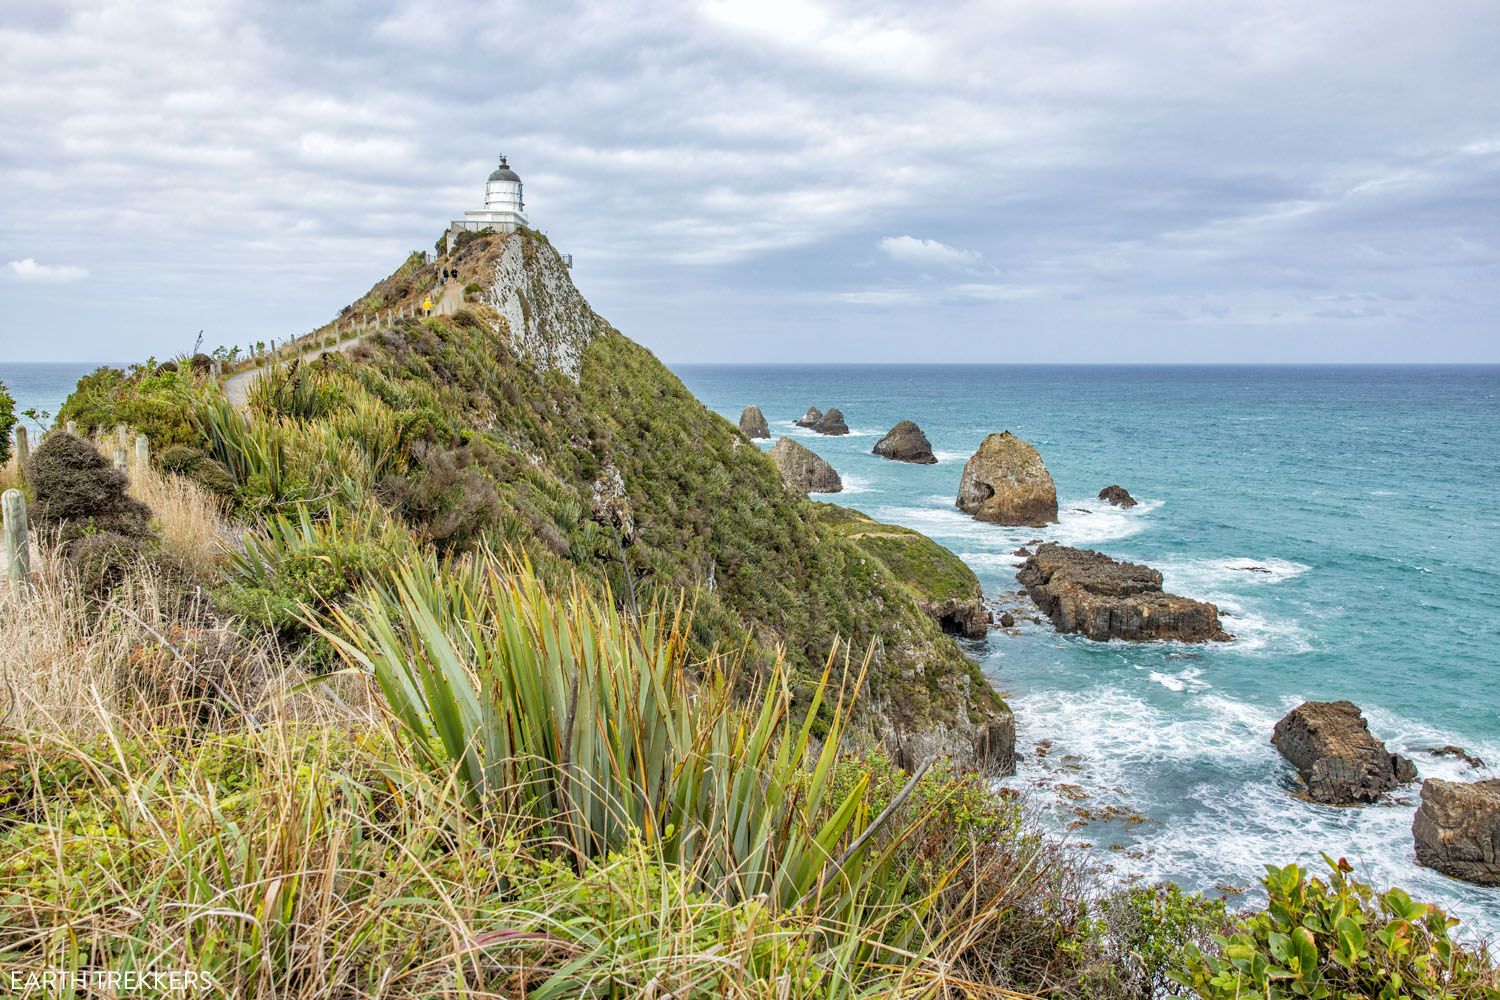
[675,364,1500,940]
[6,361,1499,937]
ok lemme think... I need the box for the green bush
[28,432,151,543]
[1175,857,1499,999]
[0,378,16,466]
[57,362,209,448]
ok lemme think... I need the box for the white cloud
[878,235,981,269]
[7,258,89,283]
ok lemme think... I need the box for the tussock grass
[127,460,234,577]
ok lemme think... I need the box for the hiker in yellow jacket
[422,296,433,317]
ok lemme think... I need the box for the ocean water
[0,362,113,429]
[676,364,1500,940]
[7,361,1498,937]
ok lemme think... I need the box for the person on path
[422,296,433,317]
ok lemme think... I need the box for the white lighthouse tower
[448,155,529,245]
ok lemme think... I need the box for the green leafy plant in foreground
[321,549,966,976]
[1175,856,1500,999]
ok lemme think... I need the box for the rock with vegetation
[956,431,1058,526]
[1412,778,1500,885]
[818,504,990,639]
[795,406,823,428]
[873,420,937,464]
[738,405,770,439]
[1098,484,1137,507]
[769,437,842,494]
[1271,700,1417,805]
[1018,543,1231,642]
[813,408,849,435]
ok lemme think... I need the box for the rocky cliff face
[769,437,842,493]
[956,431,1058,526]
[1413,778,1500,885]
[1017,543,1231,642]
[873,420,937,464]
[1272,701,1417,804]
[478,235,602,382]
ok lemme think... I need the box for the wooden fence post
[114,447,127,474]
[115,424,128,451]
[13,426,27,471]
[3,488,29,591]
[135,433,150,471]
[66,420,77,436]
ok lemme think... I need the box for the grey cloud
[1,0,1498,362]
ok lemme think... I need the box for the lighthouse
[448,155,529,245]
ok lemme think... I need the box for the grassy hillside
[59,230,1007,761]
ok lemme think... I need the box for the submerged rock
[1017,543,1231,643]
[795,406,824,428]
[812,407,849,435]
[1271,700,1417,805]
[1413,778,1500,885]
[1428,745,1487,769]
[1098,484,1138,508]
[738,405,770,439]
[769,438,842,493]
[873,420,937,464]
[956,431,1058,526]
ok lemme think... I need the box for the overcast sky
[2,0,1498,363]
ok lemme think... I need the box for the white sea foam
[1050,497,1161,547]
[1001,682,1500,940]
[1158,556,1311,591]
[932,450,966,464]
[839,473,874,495]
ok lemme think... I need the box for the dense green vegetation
[0,378,15,466]
[7,230,1494,996]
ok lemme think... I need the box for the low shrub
[56,362,209,448]
[28,432,151,543]
[158,443,236,496]
[1175,857,1500,999]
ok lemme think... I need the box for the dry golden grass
[126,460,236,576]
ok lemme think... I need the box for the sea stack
[1271,700,1418,805]
[873,420,937,464]
[769,438,842,494]
[1018,543,1231,643]
[956,431,1058,526]
[1412,778,1500,885]
[813,408,849,435]
[1098,484,1137,508]
[739,405,770,439]
[795,406,823,428]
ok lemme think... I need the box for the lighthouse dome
[488,156,521,183]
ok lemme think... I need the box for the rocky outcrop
[813,408,849,435]
[769,438,842,493]
[795,406,823,428]
[1271,701,1418,804]
[589,462,635,542]
[873,420,937,464]
[1017,543,1231,642]
[1098,484,1137,508]
[738,405,770,439]
[956,431,1058,526]
[1413,778,1500,885]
